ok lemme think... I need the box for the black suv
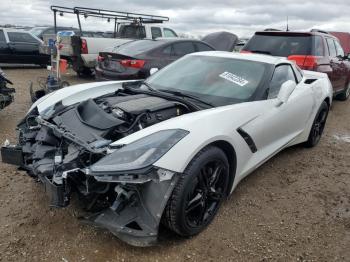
[242,30,350,100]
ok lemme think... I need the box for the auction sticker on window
[219,72,249,87]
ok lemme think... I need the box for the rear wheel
[77,67,93,78]
[336,81,350,101]
[163,146,230,236]
[304,101,329,148]
[59,81,70,89]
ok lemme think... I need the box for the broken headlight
[89,129,189,173]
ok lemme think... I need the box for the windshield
[29,27,46,37]
[146,55,269,106]
[244,34,312,56]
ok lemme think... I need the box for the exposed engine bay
[4,86,192,246]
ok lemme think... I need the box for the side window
[313,36,324,56]
[151,27,162,39]
[120,26,146,39]
[173,42,195,56]
[334,40,344,57]
[162,45,172,55]
[326,38,337,57]
[163,28,177,37]
[195,42,214,52]
[268,65,296,99]
[8,32,38,43]
[0,30,6,42]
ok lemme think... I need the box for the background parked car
[242,30,350,100]
[234,38,249,52]
[201,31,238,51]
[55,23,179,77]
[0,28,50,66]
[95,38,215,80]
[30,26,80,40]
[330,31,350,54]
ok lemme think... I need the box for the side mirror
[276,80,297,106]
[150,68,159,75]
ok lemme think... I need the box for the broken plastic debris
[3,139,10,147]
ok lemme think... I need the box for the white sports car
[1,52,332,246]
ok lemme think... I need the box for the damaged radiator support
[36,116,109,154]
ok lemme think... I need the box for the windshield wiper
[250,50,271,55]
[142,81,156,91]
[157,89,215,108]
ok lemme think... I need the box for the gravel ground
[0,67,349,262]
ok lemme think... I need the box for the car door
[326,37,343,91]
[0,30,11,63]
[334,39,348,91]
[241,64,315,160]
[7,32,41,64]
[151,27,162,40]
[147,44,174,70]
[159,44,174,68]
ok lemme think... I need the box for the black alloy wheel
[163,146,230,236]
[305,101,329,147]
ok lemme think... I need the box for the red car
[242,30,350,100]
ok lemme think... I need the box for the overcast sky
[1,0,350,37]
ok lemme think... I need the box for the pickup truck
[0,28,50,66]
[41,24,178,77]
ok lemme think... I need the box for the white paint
[29,52,333,195]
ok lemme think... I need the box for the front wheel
[163,146,230,237]
[304,101,329,148]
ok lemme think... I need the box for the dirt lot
[0,67,349,262]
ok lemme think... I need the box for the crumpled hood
[29,80,139,115]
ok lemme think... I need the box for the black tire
[60,81,70,88]
[163,146,230,237]
[304,101,329,148]
[336,81,350,101]
[77,67,93,78]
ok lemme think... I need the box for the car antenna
[286,16,289,31]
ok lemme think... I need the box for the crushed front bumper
[1,144,179,246]
[82,174,179,247]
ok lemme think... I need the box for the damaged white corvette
[1,52,332,246]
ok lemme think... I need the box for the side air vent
[237,128,257,153]
[304,79,317,84]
